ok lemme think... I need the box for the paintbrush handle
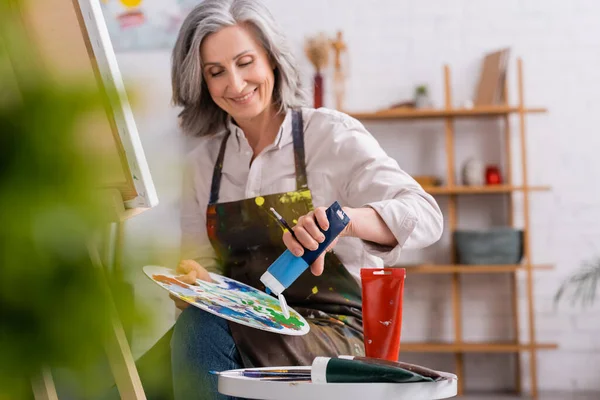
[270,208,300,242]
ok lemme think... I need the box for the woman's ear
[269,54,277,70]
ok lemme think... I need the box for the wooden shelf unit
[350,58,555,399]
[423,184,550,195]
[403,264,553,274]
[348,106,547,120]
[402,342,558,353]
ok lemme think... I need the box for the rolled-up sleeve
[330,115,444,266]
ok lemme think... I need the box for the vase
[313,72,323,108]
[415,93,430,108]
[462,158,485,186]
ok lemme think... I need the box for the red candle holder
[485,165,502,185]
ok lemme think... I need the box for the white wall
[115,0,600,394]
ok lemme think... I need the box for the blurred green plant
[555,258,600,309]
[415,85,428,96]
[1,0,150,398]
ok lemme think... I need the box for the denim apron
[205,110,365,367]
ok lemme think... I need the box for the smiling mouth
[230,88,257,104]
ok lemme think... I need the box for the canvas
[143,266,310,335]
[99,0,203,51]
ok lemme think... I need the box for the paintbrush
[269,207,298,241]
[210,368,312,381]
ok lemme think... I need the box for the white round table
[217,366,458,400]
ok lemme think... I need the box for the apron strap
[208,109,308,204]
[291,110,308,190]
[209,131,230,205]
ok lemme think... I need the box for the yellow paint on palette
[255,196,265,206]
[312,286,319,295]
[293,219,298,224]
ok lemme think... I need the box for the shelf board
[348,106,547,120]
[401,342,558,353]
[423,185,551,195]
[402,264,553,274]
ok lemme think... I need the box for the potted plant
[554,257,600,308]
[414,84,431,108]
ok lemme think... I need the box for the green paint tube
[337,355,445,381]
[311,356,436,384]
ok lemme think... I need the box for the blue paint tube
[260,201,350,295]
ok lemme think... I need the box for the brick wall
[117,0,600,393]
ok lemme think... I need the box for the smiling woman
[199,25,281,154]
[148,0,445,399]
[170,0,306,139]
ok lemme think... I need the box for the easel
[14,0,159,398]
[88,189,150,400]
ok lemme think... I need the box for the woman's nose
[228,70,246,93]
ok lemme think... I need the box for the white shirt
[180,107,443,282]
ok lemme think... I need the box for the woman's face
[200,24,276,122]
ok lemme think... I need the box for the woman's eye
[210,70,224,77]
[239,60,253,67]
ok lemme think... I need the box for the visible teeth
[233,91,253,102]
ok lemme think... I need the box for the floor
[456,393,600,400]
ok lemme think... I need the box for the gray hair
[171,0,308,137]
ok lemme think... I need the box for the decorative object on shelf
[463,99,474,109]
[414,84,432,108]
[304,33,330,108]
[454,228,524,265]
[414,175,442,188]
[461,158,485,186]
[485,165,503,185]
[385,100,416,111]
[474,47,510,106]
[330,30,348,112]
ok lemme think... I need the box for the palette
[143,266,310,336]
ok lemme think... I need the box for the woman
[169,0,443,398]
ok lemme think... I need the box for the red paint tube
[360,267,406,361]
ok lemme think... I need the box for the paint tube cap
[311,357,331,384]
[260,271,285,296]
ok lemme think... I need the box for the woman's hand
[282,206,397,276]
[171,259,212,310]
[176,259,212,284]
[282,207,351,276]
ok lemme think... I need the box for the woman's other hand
[176,259,212,284]
[171,259,212,310]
